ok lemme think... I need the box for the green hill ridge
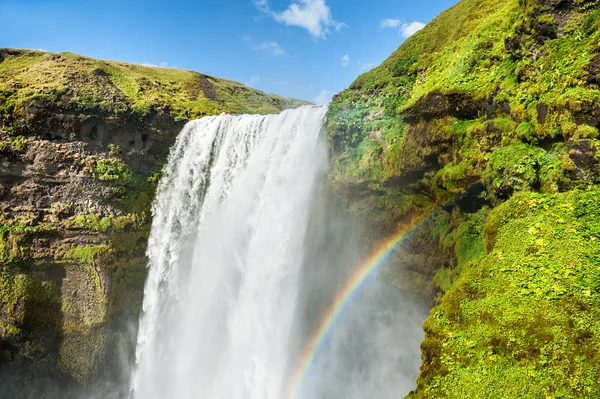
[0,48,305,124]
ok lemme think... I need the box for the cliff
[327,0,600,397]
[0,48,305,396]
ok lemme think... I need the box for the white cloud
[141,61,177,69]
[401,21,425,38]
[247,75,261,88]
[334,21,348,32]
[380,18,400,28]
[341,54,350,67]
[253,41,285,56]
[312,89,331,104]
[256,0,345,40]
[275,0,335,39]
[380,19,426,38]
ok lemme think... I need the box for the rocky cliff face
[327,0,600,397]
[0,49,305,396]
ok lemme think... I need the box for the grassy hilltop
[0,48,304,124]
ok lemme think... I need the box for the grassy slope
[0,48,306,123]
[328,0,600,186]
[417,190,600,398]
[327,0,600,397]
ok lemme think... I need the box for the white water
[130,105,425,399]
[131,106,328,399]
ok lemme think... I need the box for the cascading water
[130,105,426,399]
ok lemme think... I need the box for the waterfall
[131,105,328,398]
[130,105,425,399]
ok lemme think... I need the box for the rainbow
[285,214,429,399]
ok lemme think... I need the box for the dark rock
[537,103,548,124]
[566,140,600,182]
[587,53,600,86]
[401,89,496,122]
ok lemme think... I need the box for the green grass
[0,48,307,125]
[327,0,600,190]
[410,190,600,398]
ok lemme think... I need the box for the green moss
[88,157,132,185]
[431,207,488,296]
[516,122,534,143]
[411,189,600,398]
[0,269,60,339]
[574,124,599,140]
[483,144,563,199]
[59,328,108,384]
[67,213,112,233]
[107,255,147,316]
[0,135,28,153]
[328,0,600,203]
[0,271,29,337]
[434,161,479,194]
[0,222,57,266]
[59,244,112,266]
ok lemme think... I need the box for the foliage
[327,0,600,196]
[410,190,600,398]
[483,144,565,200]
[326,1,600,397]
[88,157,132,185]
[0,135,27,153]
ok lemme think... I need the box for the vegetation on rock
[411,190,600,398]
[327,0,600,397]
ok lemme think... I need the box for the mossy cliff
[0,49,305,395]
[327,0,600,396]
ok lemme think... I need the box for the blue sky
[1,0,457,103]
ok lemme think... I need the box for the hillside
[327,0,600,397]
[0,48,304,120]
[0,49,305,396]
